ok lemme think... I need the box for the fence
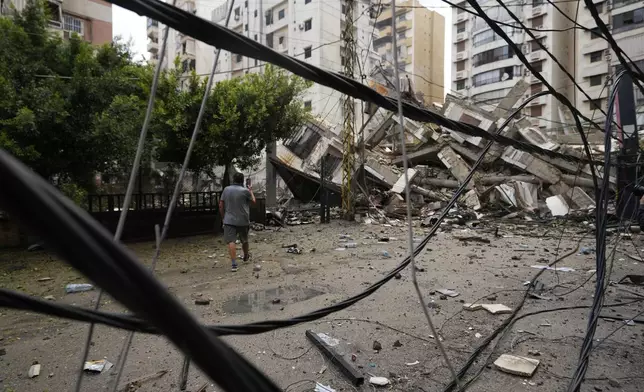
[87,192,266,243]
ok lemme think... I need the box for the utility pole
[341,0,356,220]
[615,73,640,221]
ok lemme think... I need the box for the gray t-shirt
[221,184,252,226]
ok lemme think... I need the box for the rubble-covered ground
[1,218,643,392]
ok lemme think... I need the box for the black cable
[103,0,611,167]
[567,70,626,392]
[0,149,280,392]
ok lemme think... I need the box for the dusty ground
[0,218,643,392]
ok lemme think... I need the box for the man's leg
[239,226,250,261]
[223,225,239,271]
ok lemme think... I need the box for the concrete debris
[463,303,513,314]
[269,90,604,219]
[29,363,41,378]
[83,359,113,373]
[315,383,337,392]
[493,354,540,377]
[368,376,390,386]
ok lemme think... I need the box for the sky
[112,0,452,90]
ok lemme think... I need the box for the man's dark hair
[232,172,244,185]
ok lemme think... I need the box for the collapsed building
[270,79,606,220]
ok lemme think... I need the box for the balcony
[455,12,467,23]
[455,31,468,42]
[454,50,468,61]
[147,38,159,53]
[396,20,412,31]
[455,70,469,80]
[529,49,544,62]
[527,95,546,106]
[530,71,548,84]
[529,6,545,18]
[580,61,608,78]
[379,26,392,37]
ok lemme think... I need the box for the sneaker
[243,253,250,262]
[231,262,238,272]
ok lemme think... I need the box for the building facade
[373,0,445,105]
[452,0,644,134]
[2,0,112,45]
[147,0,216,86]
[210,0,381,131]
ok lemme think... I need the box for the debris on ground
[28,363,41,378]
[463,303,513,315]
[372,340,382,351]
[368,376,390,386]
[437,289,459,298]
[65,283,93,293]
[83,359,113,373]
[494,354,540,377]
[314,383,337,392]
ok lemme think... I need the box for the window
[266,33,274,48]
[612,8,644,34]
[530,38,545,52]
[531,83,543,94]
[456,41,465,52]
[531,61,543,72]
[244,24,248,31]
[590,27,602,39]
[472,67,514,87]
[255,58,258,66]
[589,50,602,63]
[304,100,312,110]
[531,15,544,28]
[63,14,83,34]
[234,7,241,20]
[589,75,602,86]
[533,0,543,6]
[590,99,603,110]
[254,9,258,17]
[305,0,312,3]
[182,59,196,73]
[265,10,273,25]
[303,46,312,58]
[278,9,285,19]
[472,46,514,67]
[398,32,406,40]
[304,19,312,31]
[531,105,542,117]
[456,80,465,90]
[236,54,243,63]
[456,22,466,33]
[244,0,248,7]
[456,60,465,71]
[254,34,258,41]
[472,25,515,47]
[278,36,285,46]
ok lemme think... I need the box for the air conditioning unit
[456,51,465,60]
[604,49,612,61]
[298,23,304,30]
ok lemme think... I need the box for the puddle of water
[222,285,324,314]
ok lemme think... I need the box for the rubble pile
[269,80,604,224]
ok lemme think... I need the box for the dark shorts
[223,225,249,244]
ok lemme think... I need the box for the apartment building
[373,0,445,105]
[210,0,381,131]
[451,0,580,131]
[2,0,112,45]
[147,0,216,84]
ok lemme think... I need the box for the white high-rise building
[452,0,644,133]
[211,0,381,131]
[147,0,217,87]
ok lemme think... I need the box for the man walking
[219,172,256,272]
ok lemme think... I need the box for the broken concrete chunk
[29,363,41,378]
[369,376,390,386]
[493,354,540,377]
[545,195,570,216]
[565,186,595,210]
[437,289,459,297]
[463,303,512,314]
[391,169,418,194]
[83,359,113,373]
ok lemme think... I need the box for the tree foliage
[0,1,311,194]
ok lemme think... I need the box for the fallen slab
[494,354,540,377]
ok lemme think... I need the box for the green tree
[155,65,311,177]
[0,0,154,191]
